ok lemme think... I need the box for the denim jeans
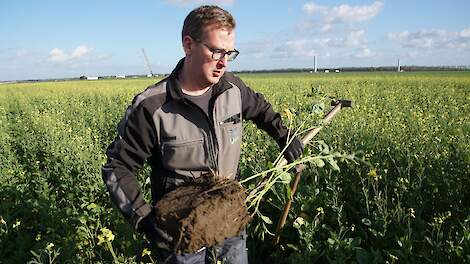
[138,232,248,264]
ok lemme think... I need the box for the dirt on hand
[153,177,251,254]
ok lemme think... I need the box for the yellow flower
[98,227,115,245]
[316,207,324,216]
[367,169,381,181]
[293,217,305,229]
[46,243,54,252]
[0,216,6,225]
[142,248,151,257]
[409,208,415,219]
[283,108,294,124]
[389,253,398,261]
[13,219,21,229]
[97,234,106,245]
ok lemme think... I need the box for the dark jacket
[102,59,289,230]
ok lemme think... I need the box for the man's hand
[138,213,174,251]
[283,136,304,164]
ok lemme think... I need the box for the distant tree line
[235,65,469,74]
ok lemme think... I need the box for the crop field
[0,72,469,263]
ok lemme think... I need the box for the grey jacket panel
[154,100,213,175]
[102,83,167,230]
[213,85,242,179]
[103,58,288,231]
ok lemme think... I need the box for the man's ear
[182,36,194,56]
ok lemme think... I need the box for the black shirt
[183,86,213,117]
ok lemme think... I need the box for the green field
[0,72,469,263]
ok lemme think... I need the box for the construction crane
[141,48,154,77]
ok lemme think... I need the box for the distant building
[116,75,126,79]
[79,75,99,80]
[335,69,340,73]
[324,69,330,73]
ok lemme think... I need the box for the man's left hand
[284,136,304,164]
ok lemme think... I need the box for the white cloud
[353,46,374,58]
[345,29,366,47]
[48,45,93,63]
[303,1,383,24]
[272,39,318,58]
[15,49,30,58]
[320,23,333,32]
[49,48,68,62]
[70,45,91,59]
[326,1,384,23]
[238,40,272,58]
[269,28,369,59]
[303,2,328,14]
[387,28,470,49]
[461,27,470,38]
[387,31,409,41]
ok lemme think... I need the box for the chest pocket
[220,113,241,144]
[161,138,208,171]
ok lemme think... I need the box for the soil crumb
[154,177,251,254]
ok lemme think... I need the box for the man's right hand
[138,213,174,251]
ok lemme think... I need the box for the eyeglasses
[202,43,239,61]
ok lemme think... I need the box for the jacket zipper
[184,100,219,171]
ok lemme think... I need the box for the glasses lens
[207,44,239,61]
[212,50,224,60]
[226,50,239,61]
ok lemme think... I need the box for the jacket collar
[167,58,233,102]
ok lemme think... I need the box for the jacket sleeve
[102,99,157,231]
[227,73,289,144]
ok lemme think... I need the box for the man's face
[184,26,236,88]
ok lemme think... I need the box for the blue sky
[1,0,469,81]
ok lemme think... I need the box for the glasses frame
[202,43,239,62]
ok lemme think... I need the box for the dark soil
[154,177,251,254]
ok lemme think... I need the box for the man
[102,5,303,264]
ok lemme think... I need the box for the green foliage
[0,73,469,263]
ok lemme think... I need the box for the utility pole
[142,48,154,77]
[314,55,317,73]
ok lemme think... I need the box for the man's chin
[207,74,222,84]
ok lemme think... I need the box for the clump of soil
[154,177,251,254]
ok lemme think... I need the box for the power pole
[314,55,317,73]
[142,48,154,76]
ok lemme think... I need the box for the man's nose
[217,55,228,67]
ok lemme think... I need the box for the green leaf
[286,243,300,252]
[312,158,325,168]
[327,238,335,245]
[279,171,291,184]
[327,157,340,171]
[86,203,97,210]
[260,215,273,224]
[361,218,372,226]
[286,185,292,199]
[320,141,330,154]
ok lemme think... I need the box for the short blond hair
[182,5,236,42]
